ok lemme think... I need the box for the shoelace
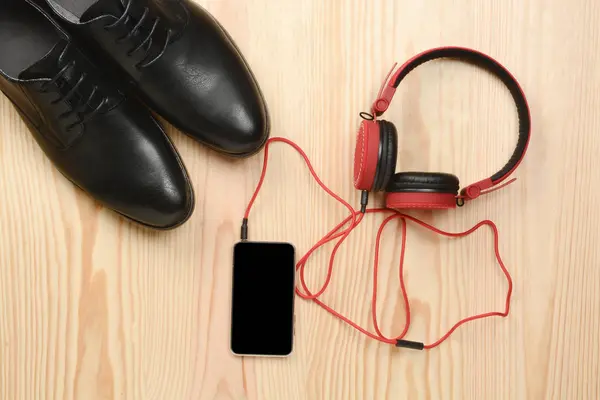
[39,49,109,132]
[103,0,172,69]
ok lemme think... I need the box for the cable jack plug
[360,190,369,213]
[241,218,248,241]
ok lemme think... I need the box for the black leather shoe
[41,0,270,157]
[0,0,194,229]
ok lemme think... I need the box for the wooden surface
[1,0,600,399]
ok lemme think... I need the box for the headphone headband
[371,46,531,201]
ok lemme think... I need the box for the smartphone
[230,241,296,357]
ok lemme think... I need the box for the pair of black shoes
[0,0,269,229]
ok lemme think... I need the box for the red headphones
[242,47,528,349]
[353,47,531,210]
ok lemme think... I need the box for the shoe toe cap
[120,176,195,229]
[159,76,270,156]
[211,97,269,156]
[67,103,196,229]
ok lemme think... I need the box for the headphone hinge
[372,86,397,116]
[461,178,494,200]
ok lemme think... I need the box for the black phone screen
[231,242,296,356]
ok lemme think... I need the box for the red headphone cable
[242,137,513,350]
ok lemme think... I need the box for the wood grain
[1,0,600,398]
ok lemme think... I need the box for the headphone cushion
[353,120,381,191]
[385,172,460,210]
[372,120,398,192]
[386,172,460,194]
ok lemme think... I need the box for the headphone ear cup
[385,172,460,209]
[371,120,398,192]
[353,120,381,191]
